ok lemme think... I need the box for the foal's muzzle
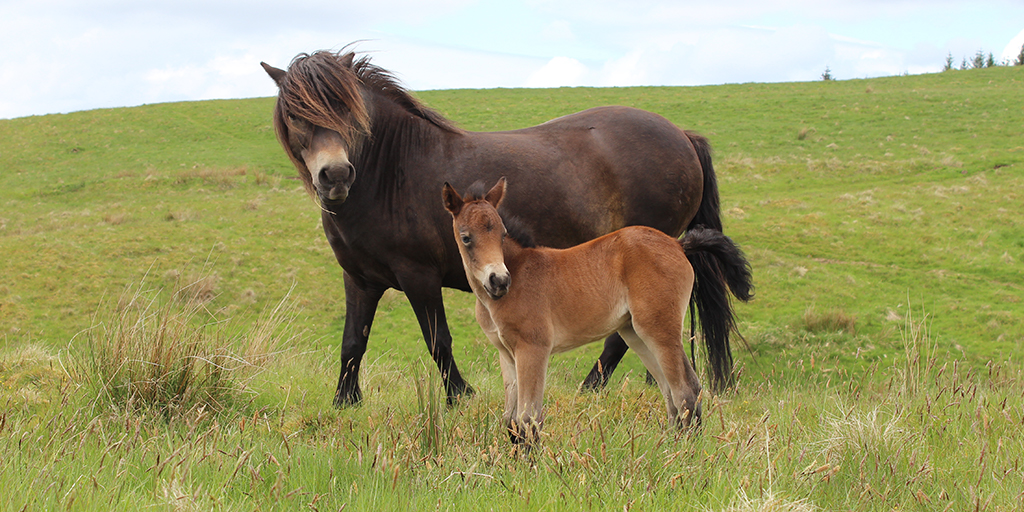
[486,272,510,300]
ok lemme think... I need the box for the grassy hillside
[1,66,1023,511]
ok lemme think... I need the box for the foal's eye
[461,235,472,246]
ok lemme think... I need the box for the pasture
[1,65,1022,510]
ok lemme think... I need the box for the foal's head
[442,178,511,300]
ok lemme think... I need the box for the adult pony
[443,178,751,443]
[260,49,752,407]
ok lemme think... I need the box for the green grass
[1,66,1023,510]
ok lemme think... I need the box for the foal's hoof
[677,401,704,433]
[507,421,542,447]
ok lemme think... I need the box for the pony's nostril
[318,168,333,186]
[319,164,353,187]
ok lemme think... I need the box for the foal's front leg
[475,302,520,439]
[495,345,519,438]
[511,341,551,445]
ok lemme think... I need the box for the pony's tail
[684,131,722,232]
[681,227,754,392]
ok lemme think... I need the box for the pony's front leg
[401,273,474,405]
[511,342,551,445]
[334,273,386,407]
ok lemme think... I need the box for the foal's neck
[499,231,533,270]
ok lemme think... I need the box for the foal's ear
[485,177,507,209]
[442,182,463,216]
[261,62,287,86]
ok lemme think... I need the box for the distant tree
[961,57,969,70]
[821,66,834,81]
[986,52,996,68]
[943,52,954,71]
[1016,44,1024,66]
[972,50,986,69]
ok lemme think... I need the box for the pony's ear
[442,182,464,216]
[261,62,287,86]
[340,52,355,68]
[485,177,506,209]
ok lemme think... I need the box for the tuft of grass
[414,363,448,459]
[718,488,817,512]
[897,302,937,397]
[68,274,293,418]
[801,307,857,335]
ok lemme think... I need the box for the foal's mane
[271,50,462,197]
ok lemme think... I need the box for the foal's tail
[680,227,754,392]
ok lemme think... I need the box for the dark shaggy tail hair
[681,227,754,391]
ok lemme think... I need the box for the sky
[2,0,1023,119]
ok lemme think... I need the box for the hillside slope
[1,67,1021,371]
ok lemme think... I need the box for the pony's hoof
[333,387,363,408]
[446,383,476,407]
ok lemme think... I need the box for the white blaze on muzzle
[480,262,511,299]
[303,127,355,202]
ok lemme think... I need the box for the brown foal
[443,178,726,444]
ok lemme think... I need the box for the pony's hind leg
[618,325,702,428]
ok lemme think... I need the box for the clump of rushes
[802,306,857,335]
[70,273,293,419]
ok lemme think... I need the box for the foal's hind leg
[618,325,702,428]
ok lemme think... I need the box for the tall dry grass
[67,273,296,418]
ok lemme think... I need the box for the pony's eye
[461,235,472,246]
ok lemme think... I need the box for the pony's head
[263,49,462,206]
[442,178,511,300]
[262,50,369,204]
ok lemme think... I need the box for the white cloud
[600,50,648,87]
[1002,28,1024,63]
[526,56,590,87]
[540,20,576,42]
[1,1,1022,118]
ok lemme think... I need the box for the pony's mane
[462,182,537,249]
[271,50,462,197]
[350,55,461,134]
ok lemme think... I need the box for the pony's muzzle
[486,271,510,299]
[318,163,355,202]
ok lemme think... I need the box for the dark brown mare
[261,49,753,407]
[443,178,752,443]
